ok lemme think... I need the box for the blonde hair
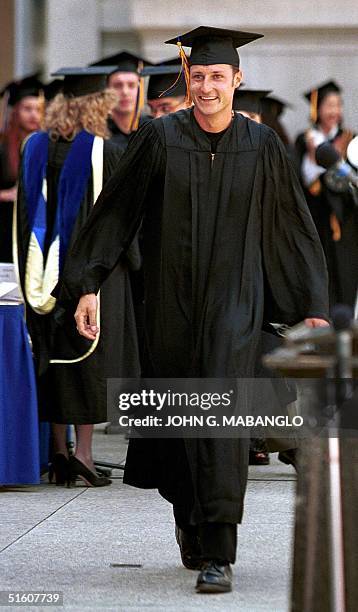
[45,89,118,141]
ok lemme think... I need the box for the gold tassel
[310,89,318,125]
[330,213,341,242]
[159,68,184,99]
[308,178,321,196]
[38,88,46,130]
[338,129,353,159]
[130,61,144,132]
[177,41,192,105]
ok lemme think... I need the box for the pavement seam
[0,488,87,555]
[248,477,296,482]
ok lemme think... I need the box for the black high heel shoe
[48,453,69,486]
[68,456,112,487]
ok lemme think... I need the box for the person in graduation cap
[0,75,43,263]
[145,59,190,119]
[233,87,270,123]
[261,95,293,150]
[43,78,64,103]
[60,26,329,593]
[90,51,152,149]
[295,81,357,308]
[15,67,140,487]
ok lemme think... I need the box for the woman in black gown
[15,68,140,486]
[295,80,357,309]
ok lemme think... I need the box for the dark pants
[174,506,237,564]
[199,522,237,565]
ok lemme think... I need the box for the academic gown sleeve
[58,121,165,305]
[261,130,330,325]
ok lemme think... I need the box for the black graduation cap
[1,73,44,106]
[165,26,263,67]
[261,95,291,119]
[51,66,116,97]
[90,51,152,73]
[304,80,341,106]
[43,79,64,101]
[304,80,341,123]
[233,89,271,114]
[142,58,185,100]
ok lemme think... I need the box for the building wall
[0,0,15,85]
[7,0,358,138]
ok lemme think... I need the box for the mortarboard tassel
[38,88,46,130]
[330,212,341,242]
[177,41,192,105]
[310,89,318,125]
[159,70,185,100]
[130,61,145,131]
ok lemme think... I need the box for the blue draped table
[0,304,41,484]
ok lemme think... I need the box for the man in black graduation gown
[90,51,152,150]
[60,27,329,593]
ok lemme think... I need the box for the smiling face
[318,93,343,133]
[189,64,242,118]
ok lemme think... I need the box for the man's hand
[304,318,330,328]
[74,293,99,340]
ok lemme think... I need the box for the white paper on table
[0,263,23,304]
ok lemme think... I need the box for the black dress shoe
[196,561,232,593]
[175,525,203,570]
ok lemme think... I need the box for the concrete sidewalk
[0,432,296,611]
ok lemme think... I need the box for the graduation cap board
[261,95,292,119]
[142,60,185,100]
[43,79,64,101]
[304,80,341,124]
[0,73,44,106]
[165,26,263,67]
[51,66,116,97]
[233,88,271,114]
[90,51,152,74]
